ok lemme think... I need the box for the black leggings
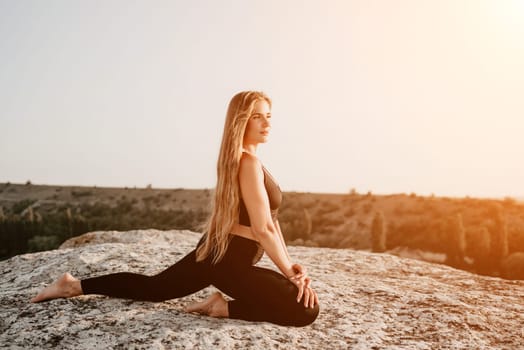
[81,234,319,327]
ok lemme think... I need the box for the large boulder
[1,229,523,349]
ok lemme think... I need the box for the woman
[31,90,320,327]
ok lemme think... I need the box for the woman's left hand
[289,264,318,308]
[303,277,319,308]
[291,263,307,279]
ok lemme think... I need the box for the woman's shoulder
[240,150,261,166]
[239,151,264,176]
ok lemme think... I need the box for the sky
[1,0,523,199]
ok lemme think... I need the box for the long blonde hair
[195,90,272,264]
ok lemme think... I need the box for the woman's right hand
[288,266,318,308]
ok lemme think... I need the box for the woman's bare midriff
[230,223,259,242]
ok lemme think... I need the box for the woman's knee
[293,303,320,327]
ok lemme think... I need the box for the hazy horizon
[2,1,523,199]
[2,181,522,202]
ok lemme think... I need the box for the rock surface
[1,229,523,349]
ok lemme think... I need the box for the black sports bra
[238,156,282,226]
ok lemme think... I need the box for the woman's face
[243,99,271,145]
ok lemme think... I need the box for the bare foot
[31,272,83,303]
[184,291,229,318]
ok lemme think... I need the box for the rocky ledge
[1,229,523,349]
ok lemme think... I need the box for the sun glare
[493,1,524,41]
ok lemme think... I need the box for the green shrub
[344,206,356,218]
[393,204,404,215]
[490,206,509,263]
[445,213,466,267]
[467,226,491,273]
[71,190,93,197]
[315,200,340,216]
[361,202,373,215]
[508,222,524,254]
[12,199,36,215]
[387,217,444,252]
[116,199,134,212]
[28,235,60,252]
[279,207,312,241]
[371,211,386,252]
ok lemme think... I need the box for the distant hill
[1,182,524,280]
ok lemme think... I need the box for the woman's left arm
[275,219,310,281]
[274,220,291,261]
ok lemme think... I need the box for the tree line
[0,199,207,260]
